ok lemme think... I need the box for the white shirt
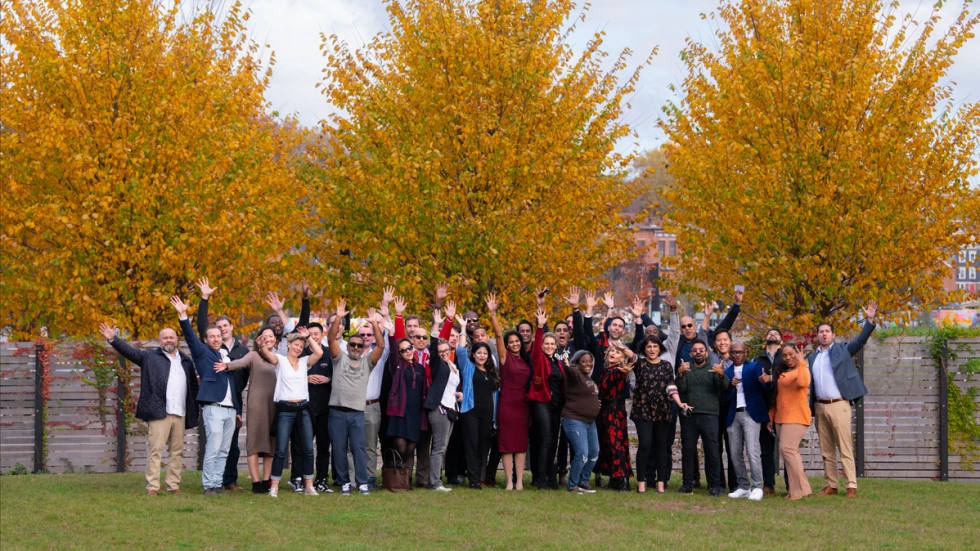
[440,365,461,410]
[273,354,310,402]
[216,348,234,407]
[811,345,842,400]
[164,351,187,417]
[734,364,745,409]
[364,332,390,401]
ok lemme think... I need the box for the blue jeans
[201,404,236,490]
[329,407,368,486]
[561,418,598,489]
[271,404,314,481]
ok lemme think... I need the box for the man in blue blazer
[723,342,772,501]
[172,295,242,496]
[808,301,877,499]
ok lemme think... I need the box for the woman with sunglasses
[486,292,531,491]
[385,297,428,482]
[596,341,636,491]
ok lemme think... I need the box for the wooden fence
[1,337,977,480]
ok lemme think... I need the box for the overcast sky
[243,0,980,153]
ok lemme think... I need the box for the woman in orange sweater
[770,343,812,500]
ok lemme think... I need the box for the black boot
[262,480,271,493]
[251,481,263,494]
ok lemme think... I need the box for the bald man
[100,323,199,495]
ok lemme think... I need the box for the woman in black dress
[596,341,636,491]
[386,335,427,479]
[458,341,499,489]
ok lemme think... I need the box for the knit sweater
[677,362,729,416]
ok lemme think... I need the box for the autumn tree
[1,0,307,339]
[661,0,980,333]
[309,0,651,318]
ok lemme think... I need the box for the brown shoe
[146,489,158,496]
[846,488,857,499]
[818,486,838,496]
[167,488,181,495]
[763,487,774,495]
[223,484,243,492]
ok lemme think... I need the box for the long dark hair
[770,343,800,409]
[253,325,275,352]
[469,341,500,388]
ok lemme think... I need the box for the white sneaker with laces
[728,488,751,499]
[748,488,764,501]
[269,486,278,498]
[434,486,452,492]
[358,484,371,495]
[304,486,319,496]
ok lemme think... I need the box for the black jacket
[423,337,459,411]
[109,337,199,429]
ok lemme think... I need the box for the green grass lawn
[1,472,978,550]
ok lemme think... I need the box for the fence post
[33,342,45,473]
[115,352,128,473]
[938,341,949,482]
[855,348,865,478]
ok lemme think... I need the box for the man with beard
[753,327,784,494]
[676,340,729,496]
[195,278,250,492]
[100,322,198,495]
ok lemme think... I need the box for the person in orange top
[769,343,812,500]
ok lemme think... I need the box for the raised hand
[703,300,716,317]
[335,299,348,318]
[393,296,407,315]
[265,292,284,312]
[366,307,381,325]
[435,282,449,302]
[296,325,310,338]
[662,292,677,310]
[601,291,614,310]
[485,292,498,314]
[630,295,644,317]
[444,300,457,322]
[710,362,725,376]
[433,308,445,327]
[584,290,598,315]
[535,308,548,328]
[301,279,311,299]
[863,300,877,322]
[382,286,396,305]
[196,277,216,299]
[564,286,580,307]
[733,287,744,305]
[535,287,549,308]
[98,323,117,341]
[170,295,189,317]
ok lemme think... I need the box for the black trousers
[222,423,241,487]
[680,413,722,489]
[310,410,331,483]
[664,404,690,484]
[529,401,560,485]
[460,412,493,486]
[445,416,466,482]
[717,400,738,492]
[484,433,502,485]
[635,419,673,484]
[760,422,777,489]
[556,426,569,476]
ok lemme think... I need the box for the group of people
[100,278,877,501]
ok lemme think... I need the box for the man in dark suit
[808,301,877,499]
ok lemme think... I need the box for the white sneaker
[748,488,764,501]
[434,485,452,492]
[358,484,371,495]
[269,487,278,498]
[304,486,319,496]
[728,488,751,499]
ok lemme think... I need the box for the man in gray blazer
[808,301,877,499]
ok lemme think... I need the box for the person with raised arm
[528,301,566,490]
[595,341,636,491]
[425,300,463,492]
[487,292,531,491]
[385,295,427,485]
[326,300,386,495]
[99,322,198,496]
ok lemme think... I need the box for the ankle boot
[251,481,263,494]
[262,480,272,493]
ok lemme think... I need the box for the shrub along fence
[1,336,977,480]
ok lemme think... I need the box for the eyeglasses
[438,349,451,355]
[412,335,427,340]
[731,350,746,355]
[465,318,479,323]
[691,348,707,354]
[348,343,364,349]
[681,323,694,329]
[357,333,372,338]
[398,347,413,353]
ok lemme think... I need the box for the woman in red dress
[486,292,531,491]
